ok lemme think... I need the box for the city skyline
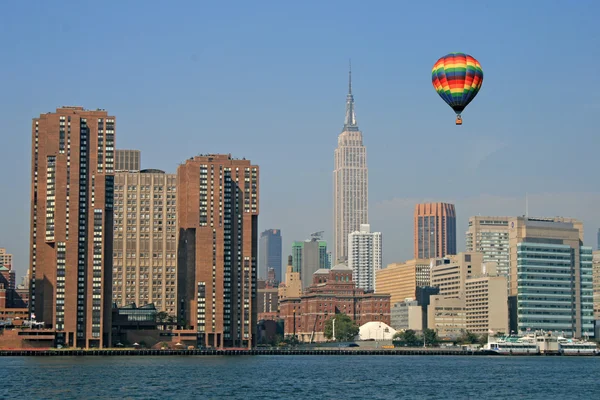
[2,2,600,277]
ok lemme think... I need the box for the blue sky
[1,0,599,277]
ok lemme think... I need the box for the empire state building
[333,67,368,264]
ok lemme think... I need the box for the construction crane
[310,231,324,240]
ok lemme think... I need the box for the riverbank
[0,348,490,356]
[1,348,590,356]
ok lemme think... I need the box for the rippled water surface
[2,355,599,399]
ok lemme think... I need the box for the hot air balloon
[432,53,483,125]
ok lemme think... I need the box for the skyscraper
[112,166,178,315]
[466,216,510,277]
[177,154,259,348]
[348,224,382,292]
[414,203,456,259]
[508,217,593,338]
[333,66,368,264]
[30,106,115,348]
[292,238,328,289]
[259,229,282,283]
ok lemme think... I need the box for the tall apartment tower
[115,149,141,172]
[508,217,593,338]
[30,106,115,348]
[348,224,382,292]
[333,66,368,264]
[259,229,282,283]
[466,216,510,277]
[0,248,13,269]
[112,167,178,315]
[292,238,328,289]
[177,154,259,348]
[414,202,456,259]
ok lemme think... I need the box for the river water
[2,355,598,399]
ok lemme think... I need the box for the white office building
[348,224,382,292]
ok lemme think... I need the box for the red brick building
[280,264,390,342]
[30,107,115,348]
[177,154,259,349]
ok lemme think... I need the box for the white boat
[484,336,538,355]
[558,337,598,356]
[484,333,598,356]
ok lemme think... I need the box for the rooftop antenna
[525,192,529,218]
[348,59,352,95]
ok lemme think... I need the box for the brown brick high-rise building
[30,106,115,348]
[112,168,178,315]
[177,154,259,348]
[414,202,456,259]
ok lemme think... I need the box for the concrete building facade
[177,154,259,348]
[414,202,456,259]
[29,106,115,348]
[375,259,431,306]
[348,224,382,292]
[390,299,423,331]
[593,251,600,320]
[333,68,368,264]
[279,256,302,301]
[430,252,484,298]
[292,238,328,289]
[259,229,282,283]
[466,216,510,277]
[428,295,466,338]
[115,149,141,172]
[465,274,509,335]
[112,168,177,315]
[508,217,593,338]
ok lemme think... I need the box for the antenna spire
[348,59,352,95]
[343,59,358,131]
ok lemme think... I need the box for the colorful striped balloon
[432,53,483,119]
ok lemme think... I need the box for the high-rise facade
[177,154,259,348]
[333,67,368,264]
[466,216,510,277]
[115,149,141,172]
[279,256,302,300]
[375,259,431,306]
[30,106,115,348]
[112,168,177,315]
[593,251,600,320]
[0,249,13,269]
[414,202,456,259]
[259,229,282,283]
[348,224,382,292]
[292,239,328,289]
[508,217,593,338]
[430,252,484,298]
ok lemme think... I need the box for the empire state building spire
[344,61,358,131]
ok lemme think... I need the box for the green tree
[393,329,420,346]
[478,334,489,346]
[458,330,479,345]
[422,329,439,347]
[324,314,359,342]
[156,311,169,330]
